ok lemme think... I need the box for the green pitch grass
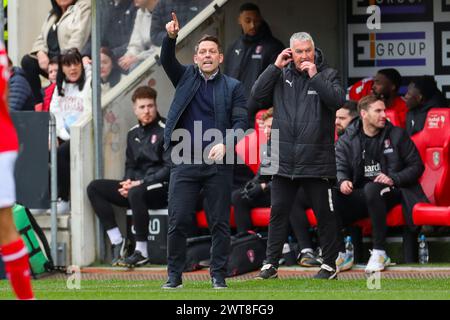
[0,278,449,300]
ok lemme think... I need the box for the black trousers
[57,140,71,201]
[167,164,232,281]
[231,187,314,250]
[87,179,168,242]
[334,182,401,250]
[21,54,48,104]
[266,176,342,269]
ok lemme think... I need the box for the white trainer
[365,250,391,273]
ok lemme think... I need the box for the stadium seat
[196,207,236,229]
[235,109,268,174]
[412,108,450,226]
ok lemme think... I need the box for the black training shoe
[119,250,149,268]
[211,277,227,289]
[255,264,278,280]
[313,264,338,280]
[297,251,322,267]
[111,239,126,267]
[162,278,183,290]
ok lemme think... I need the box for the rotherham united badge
[151,134,157,144]
[247,249,255,263]
[255,45,263,54]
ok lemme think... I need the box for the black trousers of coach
[265,176,342,269]
[167,164,232,281]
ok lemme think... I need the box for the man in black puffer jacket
[251,32,346,280]
[335,95,428,273]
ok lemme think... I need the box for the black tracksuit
[87,118,171,242]
[251,50,346,269]
[406,93,448,137]
[335,119,428,249]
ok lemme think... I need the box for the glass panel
[96,0,213,94]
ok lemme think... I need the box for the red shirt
[387,96,407,129]
[0,43,19,153]
[348,78,374,101]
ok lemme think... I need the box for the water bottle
[345,236,354,259]
[418,234,429,264]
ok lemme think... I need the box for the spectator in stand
[47,57,59,85]
[371,68,408,128]
[224,3,284,98]
[335,95,428,273]
[232,108,322,267]
[82,0,137,61]
[118,0,159,72]
[21,0,91,104]
[100,47,123,92]
[7,57,35,111]
[150,0,210,47]
[35,58,59,112]
[405,76,449,137]
[87,86,170,267]
[49,48,92,214]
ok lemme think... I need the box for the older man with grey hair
[251,32,346,280]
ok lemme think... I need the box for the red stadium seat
[411,109,450,226]
[196,207,237,229]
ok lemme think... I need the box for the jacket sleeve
[225,82,248,150]
[160,36,187,87]
[31,15,52,54]
[124,132,136,181]
[335,137,353,186]
[8,75,33,111]
[390,130,425,187]
[150,4,166,47]
[250,64,282,108]
[309,68,346,112]
[65,0,92,51]
[143,145,171,185]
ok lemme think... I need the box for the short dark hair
[358,95,382,113]
[49,56,59,66]
[56,47,86,96]
[132,86,157,103]
[239,3,261,14]
[195,34,222,53]
[262,108,273,121]
[377,68,402,92]
[410,76,439,101]
[341,100,358,119]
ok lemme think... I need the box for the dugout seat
[412,109,450,226]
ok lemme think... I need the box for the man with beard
[372,68,408,128]
[335,95,428,273]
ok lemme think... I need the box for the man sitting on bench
[87,86,170,267]
[335,95,428,273]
